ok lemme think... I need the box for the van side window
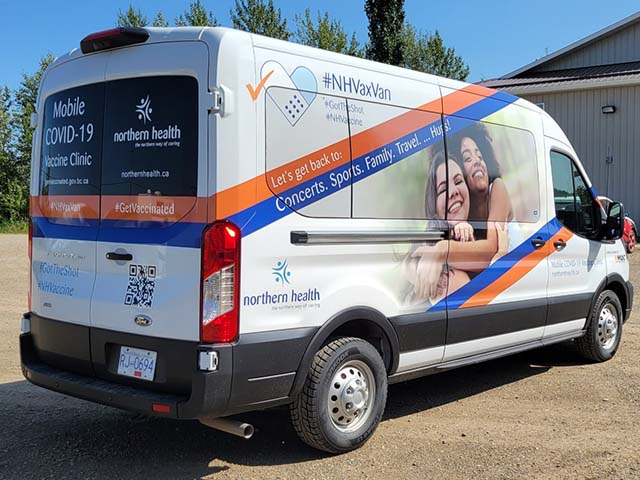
[265,87,351,218]
[349,100,444,219]
[444,120,540,223]
[550,151,596,236]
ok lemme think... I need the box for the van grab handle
[553,240,567,250]
[531,238,546,249]
[291,230,446,245]
[106,252,133,261]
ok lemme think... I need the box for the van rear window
[39,76,199,225]
[39,83,104,196]
[40,77,197,198]
[101,76,198,197]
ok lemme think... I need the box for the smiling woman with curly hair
[448,122,513,226]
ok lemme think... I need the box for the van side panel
[240,46,443,339]
[206,29,257,222]
[437,88,551,360]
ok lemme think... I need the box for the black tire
[290,337,387,453]
[576,290,623,362]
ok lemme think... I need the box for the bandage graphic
[261,61,317,126]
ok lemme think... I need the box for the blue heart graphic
[290,67,317,105]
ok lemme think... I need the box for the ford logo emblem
[134,315,152,327]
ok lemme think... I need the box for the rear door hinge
[206,86,233,116]
[206,89,222,114]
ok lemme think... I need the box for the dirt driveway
[1,233,639,479]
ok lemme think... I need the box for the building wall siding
[522,86,640,217]
[534,22,640,71]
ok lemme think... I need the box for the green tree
[175,0,218,27]
[364,0,405,65]
[0,85,21,222]
[152,11,169,27]
[294,9,362,56]
[402,26,469,80]
[117,5,148,27]
[0,87,12,157]
[11,54,55,220]
[230,0,289,39]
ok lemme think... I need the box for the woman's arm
[446,234,496,272]
[487,178,513,223]
[490,222,509,264]
[447,179,513,271]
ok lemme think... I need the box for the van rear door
[30,57,106,375]
[90,42,209,347]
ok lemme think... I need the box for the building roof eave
[494,75,640,95]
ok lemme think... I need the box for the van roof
[49,26,468,93]
[44,26,547,117]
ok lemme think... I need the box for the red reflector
[152,404,171,413]
[80,27,149,54]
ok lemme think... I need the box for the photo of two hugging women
[405,122,528,306]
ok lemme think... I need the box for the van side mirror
[603,201,624,240]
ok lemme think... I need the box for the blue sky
[2,1,639,89]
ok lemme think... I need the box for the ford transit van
[21,26,633,453]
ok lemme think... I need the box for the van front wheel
[290,337,387,453]
[576,290,623,362]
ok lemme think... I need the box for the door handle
[106,252,133,261]
[553,240,567,250]
[531,237,546,249]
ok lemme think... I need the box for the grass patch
[0,220,29,234]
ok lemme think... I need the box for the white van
[22,26,632,453]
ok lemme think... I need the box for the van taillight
[28,219,33,310]
[80,27,149,54]
[200,221,241,343]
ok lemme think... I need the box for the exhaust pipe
[199,417,254,439]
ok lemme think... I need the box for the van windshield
[39,76,198,225]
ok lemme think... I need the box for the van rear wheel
[576,290,623,362]
[290,337,387,453]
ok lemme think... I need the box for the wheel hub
[597,304,619,351]
[328,360,375,432]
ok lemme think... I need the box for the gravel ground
[1,233,639,479]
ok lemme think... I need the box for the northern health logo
[272,259,292,285]
[135,95,152,124]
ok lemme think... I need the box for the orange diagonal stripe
[212,84,500,221]
[461,228,574,309]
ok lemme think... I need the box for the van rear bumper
[20,327,233,419]
[20,313,316,419]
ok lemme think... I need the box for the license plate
[117,346,157,381]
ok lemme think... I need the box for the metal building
[481,12,640,217]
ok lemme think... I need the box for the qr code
[124,264,156,308]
